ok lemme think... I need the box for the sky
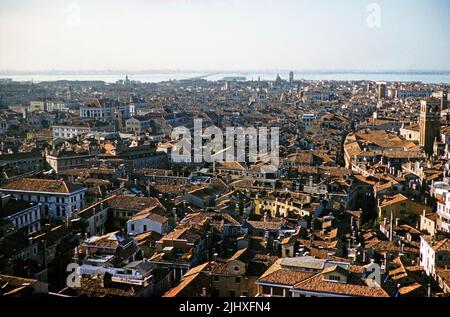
[0,0,449,72]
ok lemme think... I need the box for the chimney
[389,211,394,242]
[1,194,11,208]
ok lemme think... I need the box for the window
[261,286,271,295]
[234,266,240,272]
[131,224,135,231]
[235,277,241,284]
[214,276,219,282]
[272,287,284,296]
[327,275,341,282]
[143,225,147,232]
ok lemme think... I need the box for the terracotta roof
[432,238,450,252]
[258,268,314,286]
[229,248,252,262]
[0,275,38,296]
[398,282,423,295]
[162,262,212,297]
[322,265,348,276]
[379,193,408,208]
[1,178,84,193]
[108,195,164,211]
[247,220,284,231]
[293,272,389,297]
[424,213,438,222]
[217,161,245,171]
[435,268,450,286]
[128,208,168,224]
[84,231,122,249]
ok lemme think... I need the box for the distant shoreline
[1,70,449,84]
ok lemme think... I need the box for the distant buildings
[125,115,152,135]
[300,113,317,128]
[343,129,424,173]
[301,90,332,102]
[52,121,115,139]
[80,103,113,120]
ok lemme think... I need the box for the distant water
[1,71,449,84]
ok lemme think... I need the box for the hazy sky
[0,0,449,71]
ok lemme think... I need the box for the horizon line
[1,69,450,75]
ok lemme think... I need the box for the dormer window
[325,274,341,282]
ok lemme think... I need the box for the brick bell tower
[419,98,441,155]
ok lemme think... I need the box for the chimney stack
[389,211,394,242]
[1,194,11,208]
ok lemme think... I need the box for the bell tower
[419,98,441,155]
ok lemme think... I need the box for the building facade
[0,178,86,220]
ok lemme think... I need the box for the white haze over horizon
[0,0,449,72]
